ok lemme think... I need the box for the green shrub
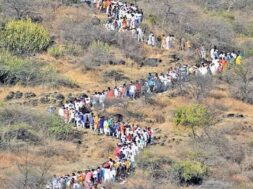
[48,44,83,58]
[48,45,64,58]
[137,149,173,180]
[89,40,110,54]
[0,107,82,142]
[170,161,207,185]
[174,104,211,138]
[63,43,83,56]
[148,14,157,25]
[174,104,210,127]
[84,40,114,69]
[0,19,50,54]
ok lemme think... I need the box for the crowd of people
[47,0,245,188]
[48,101,154,189]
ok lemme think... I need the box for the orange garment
[121,87,125,97]
[94,115,99,129]
[64,109,69,121]
[120,123,125,134]
[107,90,114,98]
[122,19,127,29]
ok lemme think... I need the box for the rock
[50,99,57,104]
[118,60,126,65]
[4,128,40,144]
[169,54,180,63]
[113,114,124,122]
[14,91,23,99]
[67,96,76,102]
[4,91,15,101]
[30,99,38,106]
[225,113,244,118]
[73,139,82,145]
[55,93,65,100]
[56,100,64,107]
[79,93,88,98]
[237,114,244,118]
[40,97,50,104]
[24,92,36,99]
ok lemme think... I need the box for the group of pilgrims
[47,0,245,188]
[48,102,154,189]
[47,45,242,189]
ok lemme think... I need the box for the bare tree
[225,59,253,104]
[2,0,49,20]
[4,143,53,189]
[188,74,214,101]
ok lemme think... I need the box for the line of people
[49,107,154,189]
[57,45,243,119]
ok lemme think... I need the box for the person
[161,34,166,49]
[104,118,110,136]
[137,27,144,42]
[129,81,136,99]
[235,51,242,65]
[185,39,191,50]
[210,46,217,60]
[99,116,105,135]
[200,45,206,59]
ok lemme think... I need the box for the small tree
[0,19,50,54]
[225,59,253,104]
[174,104,212,138]
[2,0,47,20]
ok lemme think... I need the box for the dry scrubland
[0,0,253,189]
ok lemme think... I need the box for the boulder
[113,114,123,122]
[4,128,40,144]
[169,54,180,63]
[4,91,15,101]
[29,99,38,106]
[118,60,126,65]
[14,91,23,99]
[79,93,88,98]
[55,93,65,100]
[24,92,36,99]
[40,97,50,104]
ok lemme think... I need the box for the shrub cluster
[0,107,81,146]
[0,19,50,54]
[174,104,210,127]
[170,161,207,185]
[48,44,83,58]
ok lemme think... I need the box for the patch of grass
[48,44,83,58]
[63,43,83,56]
[0,107,82,143]
[209,10,235,21]
[137,149,173,180]
[0,49,77,87]
[48,45,64,58]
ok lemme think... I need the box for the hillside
[0,0,253,189]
